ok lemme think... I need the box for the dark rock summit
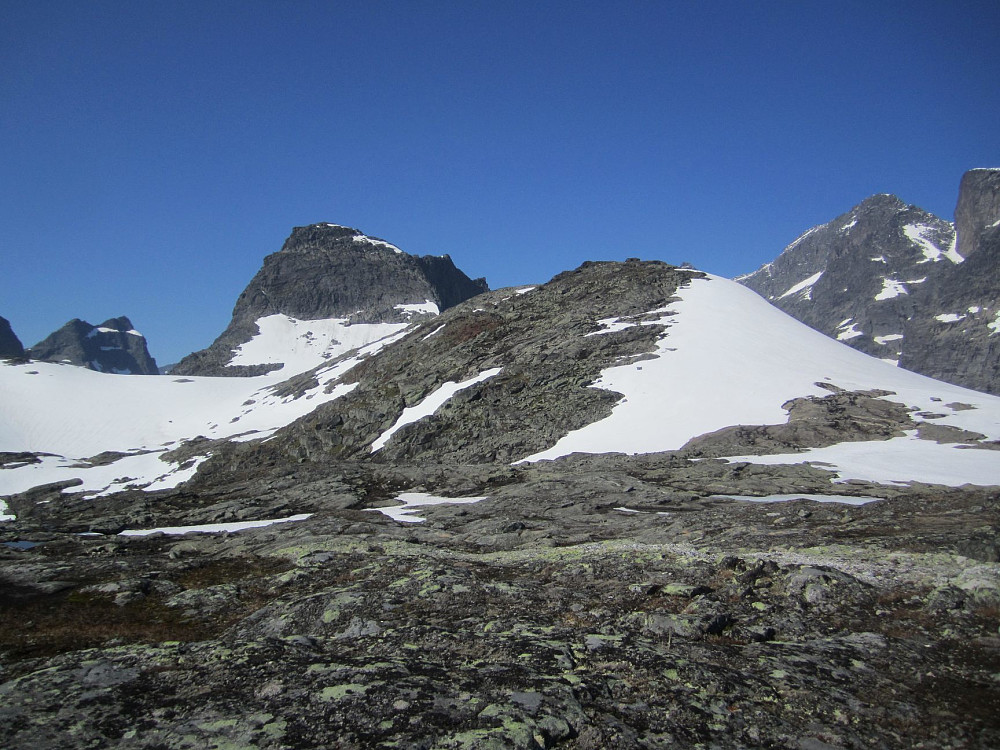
[172,223,488,376]
[26,316,158,375]
[738,169,1000,394]
[0,316,25,360]
[900,168,1000,393]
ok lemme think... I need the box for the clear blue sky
[2,1,997,365]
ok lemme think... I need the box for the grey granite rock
[0,316,25,360]
[26,316,158,374]
[738,170,1000,394]
[171,224,488,376]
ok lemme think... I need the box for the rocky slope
[0,316,24,360]
[26,316,158,374]
[738,168,1000,394]
[2,258,999,748]
[171,224,488,377]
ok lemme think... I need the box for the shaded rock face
[737,193,957,365]
[172,224,488,377]
[955,168,1000,260]
[0,316,25,359]
[26,316,158,375]
[738,169,1000,394]
[900,169,1000,393]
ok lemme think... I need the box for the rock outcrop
[899,168,1000,392]
[738,169,1000,394]
[171,224,488,376]
[0,316,25,360]
[26,316,158,374]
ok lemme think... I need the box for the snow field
[0,320,415,502]
[521,275,1000,487]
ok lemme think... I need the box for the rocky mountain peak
[171,224,489,377]
[738,170,999,394]
[26,316,159,375]
[0,315,26,360]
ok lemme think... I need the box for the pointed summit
[171,224,488,376]
[0,315,25,360]
[26,317,158,374]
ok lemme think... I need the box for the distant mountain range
[738,168,1000,394]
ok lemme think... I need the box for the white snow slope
[523,274,1000,487]
[0,321,413,502]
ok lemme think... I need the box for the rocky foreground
[2,453,998,749]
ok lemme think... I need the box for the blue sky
[2,1,997,365]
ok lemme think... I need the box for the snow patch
[365,492,487,523]
[421,324,446,341]
[870,256,887,264]
[371,368,502,452]
[711,493,880,505]
[935,313,967,324]
[395,300,440,317]
[724,435,1000,488]
[905,224,952,264]
[873,334,903,345]
[874,278,907,301]
[229,314,410,373]
[989,312,1000,336]
[119,514,312,536]
[778,271,823,300]
[353,234,403,254]
[836,320,863,341]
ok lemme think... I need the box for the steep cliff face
[954,168,1000,260]
[737,169,1000,394]
[26,316,159,374]
[0,316,25,360]
[171,224,488,377]
[900,169,1000,393]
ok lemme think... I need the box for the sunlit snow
[520,274,1000,487]
[873,334,904,345]
[0,321,414,503]
[395,300,440,317]
[371,368,502,452]
[228,314,409,372]
[119,513,312,536]
[935,313,966,323]
[352,234,403,254]
[904,223,959,264]
[874,278,907,301]
[778,271,823,300]
[724,435,999,487]
[836,319,863,341]
[364,492,488,523]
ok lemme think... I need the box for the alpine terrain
[26,316,159,375]
[0,316,25,360]
[738,168,1000,394]
[171,223,488,377]
[1,229,999,748]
